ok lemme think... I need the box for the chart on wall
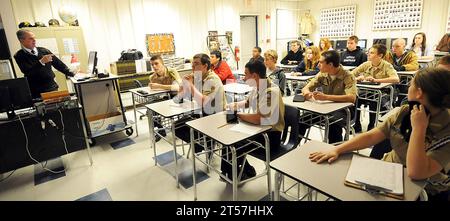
[372,0,423,31]
[447,3,450,33]
[320,5,356,38]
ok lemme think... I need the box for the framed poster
[372,0,423,31]
[146,33,175,56]
[320,5,356,38]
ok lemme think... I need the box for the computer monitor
[335,40,348,51]
[390,38,408,48]
[0,78,33,119]
[87,51,98,76]
[358,39,368,50]
[373,38,388,46]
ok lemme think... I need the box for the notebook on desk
[345,155,404,199]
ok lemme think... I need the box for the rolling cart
[70,74,133,146]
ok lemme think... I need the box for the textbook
[345,155,404,199]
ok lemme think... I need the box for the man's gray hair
[16,29,31,40]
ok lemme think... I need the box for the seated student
[174,54,226,152]
[299,51,357,143]
[280,40,304,65]
[310,68,450,201]
[293,46,321,76]
[149,55,181,95]
[352,44,400,132]
[340,35,368,67]
[148,55,182,141]
[264,49,287,96]
[384,38,419,106]
[249,46,264,63]
[221,60,285,181]
[407,32,434,60]
[319,37,333,54]
[437,54,450,70]
[210,50,236,85]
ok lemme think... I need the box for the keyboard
[358,81,381,85]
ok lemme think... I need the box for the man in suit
[14,29,75,99]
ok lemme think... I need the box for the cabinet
[23,27,88,91]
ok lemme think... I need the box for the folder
[345,155,404,200]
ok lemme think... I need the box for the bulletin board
[146,33,175,56]
[320,5,356,38]
[372,0,423,31]
[446,3,450,33]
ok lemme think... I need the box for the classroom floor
[0,108,373,201]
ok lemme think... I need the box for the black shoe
[194,144,204,153]
[242,165,256,180]
[154,134,161,142]
[160,129,166,137]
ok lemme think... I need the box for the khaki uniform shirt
[305,65,357,96]
[200,70,226,113]
[150,67,181,85]
[246,79,285,132]
[351,60,398,80]
[377,106,450,194]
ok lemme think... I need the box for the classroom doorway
[240,15,258,69]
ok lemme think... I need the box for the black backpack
[119,49,143,61]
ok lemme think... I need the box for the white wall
[299,0,449,49]
[2,0,301,74]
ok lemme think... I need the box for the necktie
[30,49,36,55]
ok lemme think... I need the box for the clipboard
[344,180,404,200]
[344,155,405,200]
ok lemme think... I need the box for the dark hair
[16,29,31,40]
[210,50,222,61]
[193,53,211,70]
[348,35,359,43]
[254,47,262,53]
[321,50,340,67]
[439,55,450,66]
[371,44,387,57]
[245,61,266,78]
[411,32,427,56]
[413,68,450,108]
[150,55,164,64]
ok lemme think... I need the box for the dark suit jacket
[14,47,74,98]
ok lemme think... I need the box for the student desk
[418,58,434,68]
[186,112,272,201]
[223,83,253,102]
[270,140,426,201]
[285,73,315,95]
[277,64,297,72]
[283,97,353,143]
[356,83,395,126]
[145,99,201,188]
[129,87,170,136]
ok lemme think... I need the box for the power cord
[18,114,65,174]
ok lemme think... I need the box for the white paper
[36,38,59,55]
[229,123,262,135]
[346,155,404,195]
[311,99,333,104]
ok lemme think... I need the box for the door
[240,16,258,69]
